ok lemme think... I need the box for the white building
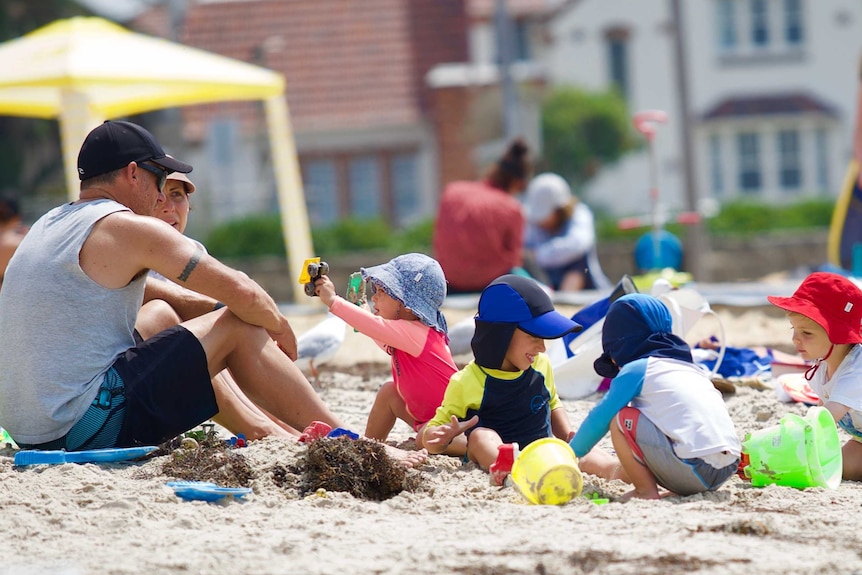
[543,0,862,218]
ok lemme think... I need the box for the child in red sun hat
[768,271,862,481]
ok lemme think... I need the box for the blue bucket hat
[361,253,448,335]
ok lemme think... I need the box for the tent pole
[264,94,314,305]
[59,90,103,202]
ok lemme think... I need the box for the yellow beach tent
[0,17,312,303]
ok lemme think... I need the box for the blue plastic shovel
[13,446,158,466]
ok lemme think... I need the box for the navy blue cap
[77,120,192,181]
[476,275,581,339]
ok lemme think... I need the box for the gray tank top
[0,199,145,444]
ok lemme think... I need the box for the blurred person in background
[522,173,609,292]
[433,138,532,294]
[0,193,28,290]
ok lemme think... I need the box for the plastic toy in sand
[740,406,842,489]
[167,481,252,502]
[14,446,157,467]
[774,373,819,406]
[510,438,583,505]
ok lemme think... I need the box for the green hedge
[595,198,835,241]
[206,215,435,260]
[206,199,836,259]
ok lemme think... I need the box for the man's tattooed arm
[177,245,204,283]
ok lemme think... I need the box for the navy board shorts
[24,325,217,451]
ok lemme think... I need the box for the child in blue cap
[570,293,741,500]
[423,274,618,484]
[314,253,460,454]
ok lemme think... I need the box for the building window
[710,135,724,196]
[391,153,420,225]
[604,28,630,100]
[304,160,338,226]
[512,20,531,62]
[815,128,829,192]
[716,0,737,50]
[784,0,804,45]
[737,132,761,193]
[777,129,801,190]
[751,0,770,47]
[608,39,628,100]
[348,156,381,220]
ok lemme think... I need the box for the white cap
[524,173,572,224]
[165,154,195,193]
[166,171,196,194]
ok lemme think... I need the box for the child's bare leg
[609,423,660,500]
[364,381,413,441]
[578,447,630,483]
[465,427,504,471]
[842,439,862,481]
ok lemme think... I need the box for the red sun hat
[767,272,862,344]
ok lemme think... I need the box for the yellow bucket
[511,438,583,505]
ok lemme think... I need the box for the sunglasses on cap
[137,162,168,192]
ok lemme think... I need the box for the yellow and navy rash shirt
[427,353,561,448]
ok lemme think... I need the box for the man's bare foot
[384,444,428,468]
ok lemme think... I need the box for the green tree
[540,87,634,188]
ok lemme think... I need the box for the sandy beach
[2,298,861,575]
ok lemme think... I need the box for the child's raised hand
[314,275,337,307]
[423,415,478,454]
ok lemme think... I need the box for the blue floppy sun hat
[361,253,448,334]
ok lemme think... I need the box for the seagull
[447,315,476,357]
[295,313,347,384]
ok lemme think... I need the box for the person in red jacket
[432,138,532,293]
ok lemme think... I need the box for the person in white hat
[522,173,610,292]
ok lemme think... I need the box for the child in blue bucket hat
[768,271,862,481]
[422,274,620,485]
[313,253,461,454]
[569,293,741,500]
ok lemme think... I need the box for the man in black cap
[0,121,413,461]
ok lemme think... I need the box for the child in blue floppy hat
[423,274,617,485]
[768,271,862,481]
[313,253,460,454]
[570,293,741,500]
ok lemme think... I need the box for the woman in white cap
[523,173,610,292]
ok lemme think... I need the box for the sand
[2,301,861,575]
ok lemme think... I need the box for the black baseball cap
[77,120,193,181]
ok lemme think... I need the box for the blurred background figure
[0,193,27,290]
[432,138,532,294]
[522,173,609,292]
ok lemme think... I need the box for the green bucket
[742,406,842,489]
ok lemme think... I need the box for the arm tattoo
[177,245,204,282]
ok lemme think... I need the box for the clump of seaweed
[304,437,409,501]
[160,432,254,488]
